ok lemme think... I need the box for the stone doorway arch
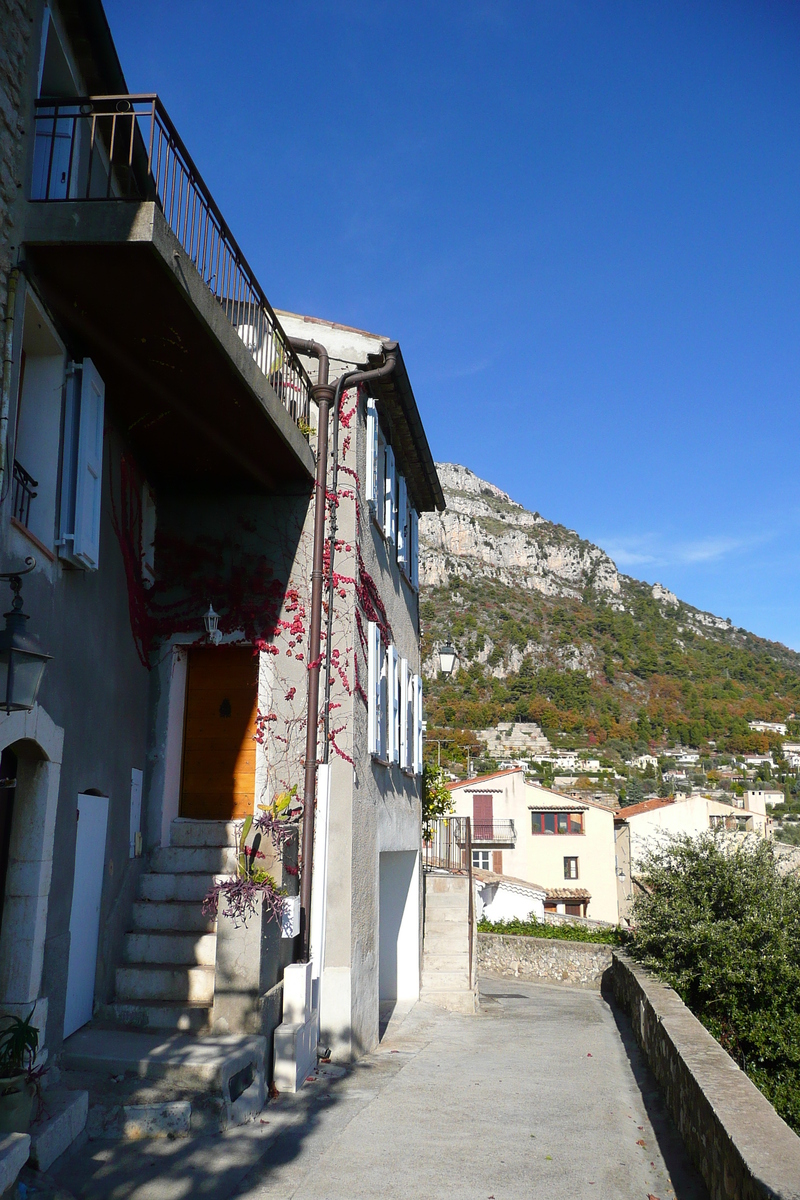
[0,705,64,1059]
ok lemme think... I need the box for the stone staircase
[420,874,478,1014]
[107,819,237,1033]
[61,819,269,1138]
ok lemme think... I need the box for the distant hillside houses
[749,719,787,736]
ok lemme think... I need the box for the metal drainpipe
[0,270,20,501]
[321,354,397,759]
[289,340,396,963]
[288,337,332,964]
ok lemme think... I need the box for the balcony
[24,95,314,492]
[471,820,516,845]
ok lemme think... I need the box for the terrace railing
[11,461,37,528]
[31,95,311,426]
[471,819,516,844]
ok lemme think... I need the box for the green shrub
[630,833,800,1133]
[478,916,623,944]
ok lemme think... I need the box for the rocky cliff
[419,463,800,752]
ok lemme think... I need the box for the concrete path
[53,979,708,1200]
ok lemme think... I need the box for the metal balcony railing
[471,820,516,844]
[31,95,311,427]
[11,461,37,528]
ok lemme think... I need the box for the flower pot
[0,1073,35,1133]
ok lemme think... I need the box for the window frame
[531,810,585,835]
[563,856,579,880]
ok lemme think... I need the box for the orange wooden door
[180,646,259,820]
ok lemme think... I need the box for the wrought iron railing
[11,461,37,528]
[422,815,471,873]
[31,95,311,426]
[471,820,516,844]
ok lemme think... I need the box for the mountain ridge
[419,463,800,754]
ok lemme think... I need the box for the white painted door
[63,793,109,1038]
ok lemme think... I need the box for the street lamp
[438,641,457,676]
[0,558,51,713]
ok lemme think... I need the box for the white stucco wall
[449,771,619,924]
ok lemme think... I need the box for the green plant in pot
[0,1008,39,1133]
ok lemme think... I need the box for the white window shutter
[399,657,409,769]
[366,399,378,509]
[412,674,424,775]
[397,475,408,568]
[383,446,395,542]
[72,358,105,570]
[378,637,387,759]
[410,508,419,590]
[368,621,379,755]
[387,645,400,764]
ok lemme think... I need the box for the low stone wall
[477,933,612,989]
[612,951,800,1200]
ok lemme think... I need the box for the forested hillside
[420,465,800,756]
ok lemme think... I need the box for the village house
[614,792,772,920]
[446,768,619,923]
[0,0,442,1176]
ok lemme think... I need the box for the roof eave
[366,342,444,513]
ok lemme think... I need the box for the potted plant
[0,1008,39,1133]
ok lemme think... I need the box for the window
[141,483,157,587]
[367,397,419,586]
[58,357,105,569]
[368,621,387,759]
[564,857,579,880]
[12,291,67,549]
[399,657,413,770]
[386,644,399,764]
[473,849,490,870]
[383,445,396,543]
[413,672,423,775]
[366,399,385,530]
[531,810,585,835]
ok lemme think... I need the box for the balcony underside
[23,201,315,493]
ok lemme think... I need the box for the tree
[630,834,800,1133]
[422,766,454,835]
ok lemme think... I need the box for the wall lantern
[438,641,457,677]
[0,558,51,713]
[204,603,222,645]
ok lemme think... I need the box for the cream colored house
[447,769,619,924]
[614,792,772,919]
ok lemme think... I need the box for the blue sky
[104,0,800,648]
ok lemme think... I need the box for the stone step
[420,987,478,1015]
[0,1134,30,1196]
[424,890,470,908]
[138,872,222,903]
[61,1029,267,1134]
[116,964,215,1005]
[124,932,217,967]
[422,912,465,931]
[424,877,470,895]
[170,819,239,848]
[423,930,470,952]
[27,1087,88,1172]
[100,1001,212,1034]
[131,900,217,933]
[151,846,238,875]
[422,953,470,972]
[421,968,471,990]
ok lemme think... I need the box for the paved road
[55,979,708,1200]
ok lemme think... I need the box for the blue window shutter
[397,474,408,567]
